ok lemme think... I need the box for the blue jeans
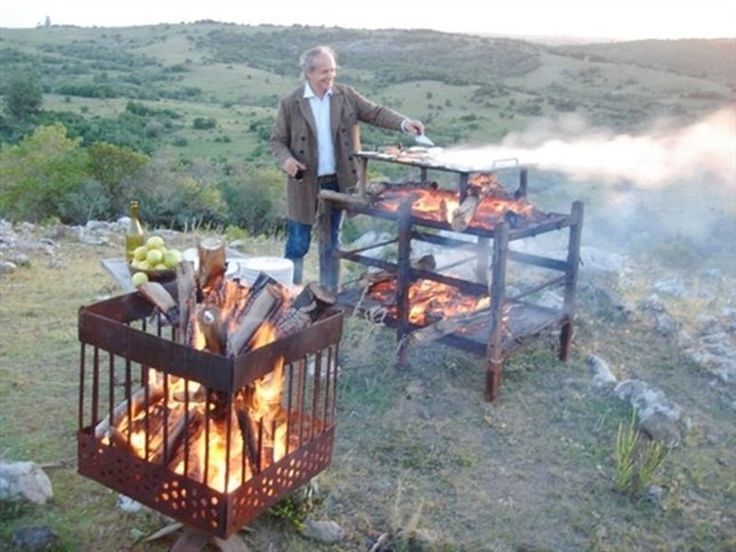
[284,179,341,287]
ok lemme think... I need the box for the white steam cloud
[440,108,736,191]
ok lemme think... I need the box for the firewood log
[137,281,179,325]
[197,237,227,290]
[94,381,165,439]
[357,254,436,289]
[450,174,505,232]
[195,305,226,355]
[225,273,284,357]
[176,261,198,346]
[275,282,336,338]
[407,307,491,345]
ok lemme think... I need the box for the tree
[0,123,87,222]
[87,142,149,214]
[3,73,43,120]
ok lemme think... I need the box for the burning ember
[78,237,343,538]
[372,173,546,231]
[365,278,490,326]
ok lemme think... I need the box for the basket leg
[559,319,572,362]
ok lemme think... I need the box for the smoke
[441,108,736,191]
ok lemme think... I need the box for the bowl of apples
[129,235,182,283]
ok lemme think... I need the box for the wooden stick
[137,281,179,325]
[176,260,198,346]
[197,237,227,290]
[225,274,284,357]
[276,282,335,338]
[95,382,165,439]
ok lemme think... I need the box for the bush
[220,164,284,236]
[192,116,216,130]
[0,123,88,222]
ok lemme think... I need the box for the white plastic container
[233,256,294,287]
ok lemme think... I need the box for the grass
[0,225,735,550]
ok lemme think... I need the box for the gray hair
[299,45,337,81]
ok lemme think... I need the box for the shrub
[0,123,87,222]
[192,116,216,130]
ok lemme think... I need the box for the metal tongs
[414,133,435,147]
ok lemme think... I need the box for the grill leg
[559,319,572,362]
[485,359,502,402]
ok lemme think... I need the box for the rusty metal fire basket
[77,291,342,539]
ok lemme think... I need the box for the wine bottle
[125,200,145,262]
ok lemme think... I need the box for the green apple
[146,236,165,249]
[131,271,149,287]
[163,248,182,268]
[154,262,168,271]
[133,245,148,261]
[146,248,163,265]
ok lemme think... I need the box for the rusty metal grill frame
[320,153,583,401]
[77,293,342,539]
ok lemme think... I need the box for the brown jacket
[270,83,407,224]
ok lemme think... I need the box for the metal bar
[486,222,509,401]
[507,275,567,302]
[143,366,150,461]
[78,343,85,431]
[396,199,413,340]
[203,392,210,486]
[285,361,294,456]
[475,237,490,285]
[256,417,263,473]
[184,378,189,480]
[459,172,469,202]
[162,373,169,464]
[516,167,528,198]
[224,392,232,493]
[298,357,307,447]
[412,230,491,250]
[559,201,584,361]
[508,250,568,272]
[91,347,99,427]
[108,352,114,445]
[342,237,398,255]
[311,351,322,441]
[332,344,339,423]
[125,359,132,447]
[323,346,332,428]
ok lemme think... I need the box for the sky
[1,0,734,41]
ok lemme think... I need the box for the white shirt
[304,83,336,177]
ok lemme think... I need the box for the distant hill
[553,39,736,86]
[0,23,733,158]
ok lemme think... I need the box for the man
[270,45,425,288]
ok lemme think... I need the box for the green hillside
[553,38,736,86]
[0,23,733,229]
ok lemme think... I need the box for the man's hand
[402,119,425,136]
[282,157,307,178]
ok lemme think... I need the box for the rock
[579,246,626,277]
[675,329,694,349]
[0,260,17,275]
[653,278,685,297]
[639,411,682,447]
[613,379,685,446]
[654,312,679,336]
[117,494,143,512]
[11,525,59,552]
[0,461,53,504]
[695,314,720,335]
[644,484,665,506]
[587,355,617,388]
[8,252,31,267]
[639,294,665,313]
[299,517,344,544]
